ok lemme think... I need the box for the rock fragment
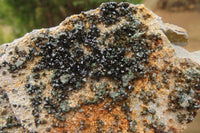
[162,23,188,46]
[0,2,199,133]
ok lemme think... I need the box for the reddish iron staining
[51,101,128,133]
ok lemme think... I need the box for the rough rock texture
[193,50,200,60]
[0,2,200,133]
[0,89,28,132]
[173,45,200,64]
[162,23,188,46]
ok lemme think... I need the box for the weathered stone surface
[173,45,200,64]
[193,50,200,59]
[0,2,200,133]
[0,89,28,132]
[162,23,188,46]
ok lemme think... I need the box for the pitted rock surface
[0,2,200,133]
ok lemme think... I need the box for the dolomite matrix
[0,2,200,133]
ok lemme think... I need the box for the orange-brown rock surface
[0,2,200,133]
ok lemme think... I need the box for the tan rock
[0,2,199,133]
[162,23,188,46]
[0,88,28,132]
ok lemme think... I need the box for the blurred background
[0,0,142,44]
[0,0,199,132]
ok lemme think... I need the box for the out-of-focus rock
[162,23,188,46]
[144,0,200,12]
[0,2,200,133]
[157,0,200,12]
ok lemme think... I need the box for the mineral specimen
[0,2,199,133]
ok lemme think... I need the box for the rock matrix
[0,2,199,133]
